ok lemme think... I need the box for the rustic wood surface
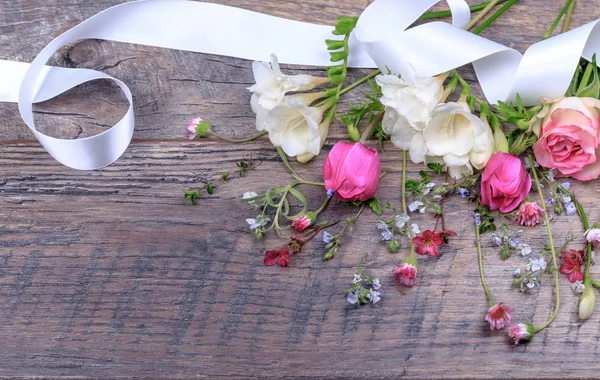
[1,0,600,378]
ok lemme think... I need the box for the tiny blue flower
[347,291,359,304]
[473,212,482,226]
[547,198,556,206]
[565,202,577,216]
[560,182,571,191]
[372,278,381,290]
[322,231,333,244]
[326,188,335,198]
[460,188,470,198]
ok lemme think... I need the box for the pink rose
[323,142,381,202]
[481,152,531,213]
[533,97,600,181]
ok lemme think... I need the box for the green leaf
[325,39,345,50]
[427,162,444,175]
[576,54,600,99]
[184,190,200,205]
[405,180,419,192]
[206,184,214,194]
[419,170,430,183]
[220,172,230,181]
[368,198,383,216]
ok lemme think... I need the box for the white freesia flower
[423,101,493,179]
[248,54,329,105]
[265,97,328,159]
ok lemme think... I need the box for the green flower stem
[419,0,510,20]
[210,130,267,143]
[315,196,332,215]
[339,70,381,97]
[475,215,495,307]
[573,196,594,288]
[359,112,385,144]
[562,0,576,32]
[543,0,575,40]
[472,0,519,35]
[466,0,502,31]
[276,148,324,186]
[530,155,560,333]
[401,150,417,258]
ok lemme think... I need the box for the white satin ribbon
[0,0,598,170]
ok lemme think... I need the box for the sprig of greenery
[184,158,256,205]
[323,204,365,260]
[338,80,385,142]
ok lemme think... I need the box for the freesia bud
[323,141,381,202]
[579,284,596,320]
[492,119,509,154]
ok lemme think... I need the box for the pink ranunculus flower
[485,302,515,331]
[533,97,600,181]
[323,142,381,202]
[291,215,312,232]
[393,261,417,287]
[481,152,531,213]
[515,202,544,227]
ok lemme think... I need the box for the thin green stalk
[359,112,385,144]
[211,130,267,143]
[315,196,332,215]
[530,155,560,333]
[472,0,519,35]
[277,147,301,179]
[419,0,510,20]
[466,0,502,30]
[562,0,576,32]
[402,150,416,258]
[339,70,381,96]
[543,0,574,39]
[475,217,495,307]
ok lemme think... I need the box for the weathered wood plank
[1,141,600,378]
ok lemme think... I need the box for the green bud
[403,257,418,268]
[333,16,358,35]
[579,285,595,320]
[329,50,348,63]
[328,73,345,84]
[325,39,345,50]
[389,239,399,253]
[195,120,212,137]
[515,119,529,130]
[326,65,344,75]
[347,125,360,142]
[492,122,509,154]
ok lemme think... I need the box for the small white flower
[242,191,258,203]
[372,279,381,290]
[585,228,600,245]
[560,182,571,190]
[246,216,270,231]
[367,289,381,304]
[394,214,410,229]
[526,281,536,289]
[408,200,425,213]
[527,257,547,272]
[249,54,328,104]
[572,280,586,293]
[352,274,363,284]
[423,101,494,178]
[491,233,502,246]
[411,223,421,235]
[518,243,533,256]
[562,196,572,204]
[265,97,330,161]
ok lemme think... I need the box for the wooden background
[1,0,600,378]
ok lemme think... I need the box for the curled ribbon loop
[0,0,598,170]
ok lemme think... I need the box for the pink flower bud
[323,142,381,202]
[481,152,531,213]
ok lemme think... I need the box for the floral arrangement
[184,0,600,345]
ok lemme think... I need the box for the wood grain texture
[2,0,600,378]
